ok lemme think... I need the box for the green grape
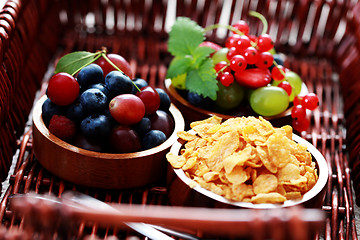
[212,48,230,65]
[285,71,302,95]
[249,86,289,116]
[216,81,245,109]
[171,73,187,90]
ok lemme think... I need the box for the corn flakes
[166,116,318,204]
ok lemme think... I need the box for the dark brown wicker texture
[0,0,359,239]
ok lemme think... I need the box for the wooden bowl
[167,132,328,209]
[32,95,185,189]
[164,79,308,128]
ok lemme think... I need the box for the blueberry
[80,88,108,114]
[131,78,148,94]
[132,117,151,137]
[88,83,110,97]
[42,98,65,126]
[66,99,85,124]
[133,78,148,89]
[80,114,111,139]
[156,88,171,111]
[77,64,104,88]
[273,54,284,66]
[141,130,167,150]
[105,71,134,97]
[187,91,212,109]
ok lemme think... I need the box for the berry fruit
[77,64,104,88]
[48,115,77,141]
[96,53,134,79]
[109,94,145,125]
[47,72,80,106]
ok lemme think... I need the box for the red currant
[271,65,286,81]
[255,51,274,69]
[302,93,319,110]
[225,35,241,48]
[218,71,234,87]
[243,46,259,65]
[292,117,310,132]
[291,104,306,121]
[226,47,240,61]
[277,81,292,96]
[214,61,230,73]
[230,55,247,72]
[257,34,274,52]
[47,72,80,106]
[293,96,302,106]
[233,35,251,54]
[231,20,249,35]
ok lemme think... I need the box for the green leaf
[54,51,100,75]
[186,58,218,100]
[168,17,205,57]
[166,56,193,79]
[192,46,215,67]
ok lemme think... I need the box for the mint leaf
[186,58,218,100]
[166,56,193,79]
[168,17,205,57]
[55,51,101,75]
[192,46,215,67]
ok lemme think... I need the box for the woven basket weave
[0,0,359,239]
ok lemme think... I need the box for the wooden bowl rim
[164,78,309,120]
[33,95,185,160]
[169,130,328,209]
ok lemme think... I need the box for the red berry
[136,86,161,115]
[233,35,251,54]
[214,61,230,73]
[96,53,134,79]
[277,81,292,96]
[109,94,145,125]
[293,96,302,106]
[256,51,274,69]
[230,55,247,72]
[47,72,80,106]
[232,20,249,35]
[243,46,259,65]
[257,34,274,52]
[218,71,234,87]
[226,47,240,61]
[48,115,76,141]
[291,104,306,121]
[302,93,319,110]
[225,35,241,48]
[271,65,286,81]
[292,117,310,132]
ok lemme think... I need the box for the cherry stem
[100,52,141,92]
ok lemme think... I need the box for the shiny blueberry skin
[77,64,104,88]
[88,83,110,97]
[132,117,151,137]
[80,114,112,139]
[187,91,212,109]
[105,71,134,97]
[66,99,85,124]
[80,88,108,114]
[42,98,65,126]
[141,130,167,150]
[156,88,171,111]
[131,78,148,94]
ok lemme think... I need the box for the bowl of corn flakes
[166,116,328,209]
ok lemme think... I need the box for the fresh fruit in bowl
[166,12,319,132]
[32,49,185,189]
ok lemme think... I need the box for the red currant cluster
[215,20,275,87]
[291,93,319,132]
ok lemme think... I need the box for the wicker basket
[0,0,359,239]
